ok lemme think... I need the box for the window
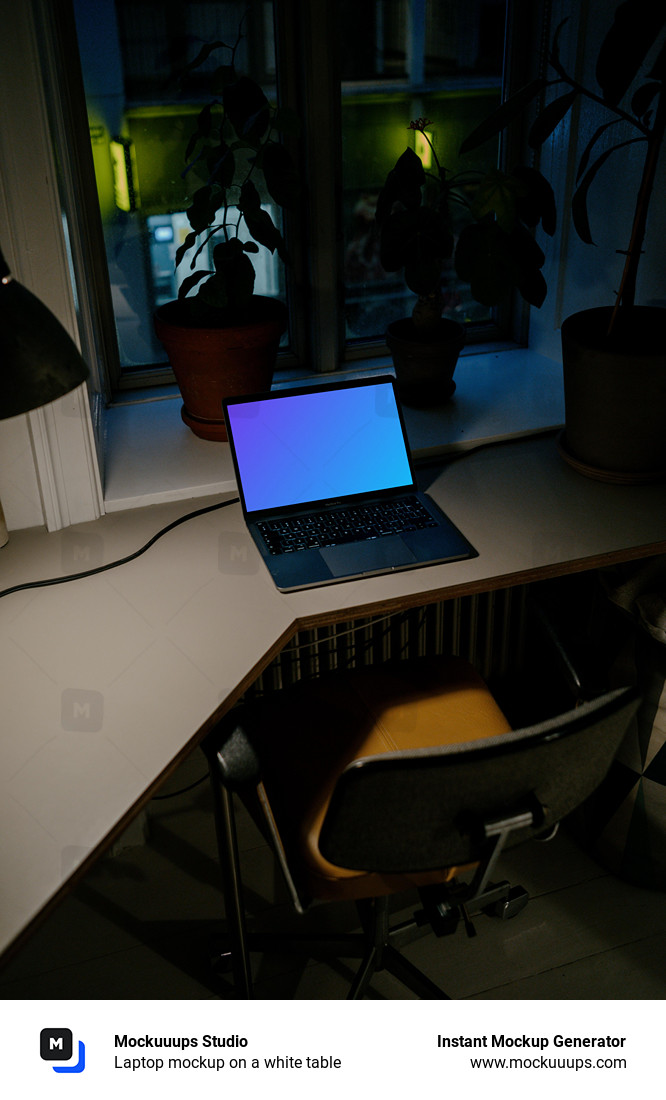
[339,0,507,345]
[69,0,515,393]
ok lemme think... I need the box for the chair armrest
[203,712,262,789]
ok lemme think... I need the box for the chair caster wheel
[209,934,234,975]
[490,885,529,920]
[211,952,234,975]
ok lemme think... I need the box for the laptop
[222,375,477,592]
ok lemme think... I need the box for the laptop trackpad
[321,536,416,578]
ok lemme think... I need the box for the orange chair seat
[252,657,512,902]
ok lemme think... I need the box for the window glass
[73,0,280,378]
[340,0,507,344]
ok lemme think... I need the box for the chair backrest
[319,686,640,873]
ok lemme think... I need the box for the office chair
[204,655,639,999]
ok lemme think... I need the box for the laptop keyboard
[257,496,437,555]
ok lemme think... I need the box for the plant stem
[419,129,441,175]
[553,72,650,137]
[609,88,666,331]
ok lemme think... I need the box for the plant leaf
[175,230,198,269]
[458,79,547,154]
[239,181,286,258]
[517,266,547,309]
[471,169,523,232]
[528,90,577,148]
[184,133,200,164]
[548,18,570,75]
[508,224,546,306]
[631,81,661,119]
[379,207,452,282]
[187,186,215,233]
[571,139,644,243]
[206,143,235,188]
[375,148,425,224]
[511,166,557,235]
[250,214,287,260]
[454,221,513,305]
[223,76,270,143]
[596,2,666,106]
[575,120,622,182]
[177,268,212,300]
[180,40,232,77]
[379,210,413,271]
[455,220,546,307]
[404,257,442,298]
[572,149,615,244]
[209,64,235,95]
[202,239,256,308]
[238,179,261,213]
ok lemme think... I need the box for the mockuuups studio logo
[218,531,258,574]
[60,531,104,573]
[375,383,396,418]
[61,689,104,732]
[40,1028,86,1074]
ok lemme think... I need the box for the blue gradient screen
[226,381,414,513]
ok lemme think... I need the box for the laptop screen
[225,378,414,514]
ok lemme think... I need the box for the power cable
[0,496,240,600]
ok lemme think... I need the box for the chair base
[211,881,529,999]
[211,897,450,999]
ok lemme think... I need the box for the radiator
[247,586,529,697]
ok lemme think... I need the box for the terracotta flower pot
[560,306,666,483]
[386,317,465,407]
[154,295,287,441]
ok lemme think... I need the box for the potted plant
[154,28,300,440]
[375,118,555,406]
[459,2,666,481]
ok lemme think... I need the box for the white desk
[2,434,665,962]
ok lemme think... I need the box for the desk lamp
[0,244,89,546]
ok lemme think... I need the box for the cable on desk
[0,496,240,600]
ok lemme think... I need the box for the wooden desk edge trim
[290,540,666,631]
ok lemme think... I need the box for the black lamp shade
[0,253,89,420]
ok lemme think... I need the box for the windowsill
[102,346,564,513]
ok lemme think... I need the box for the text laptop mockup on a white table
[223,375,476,592]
